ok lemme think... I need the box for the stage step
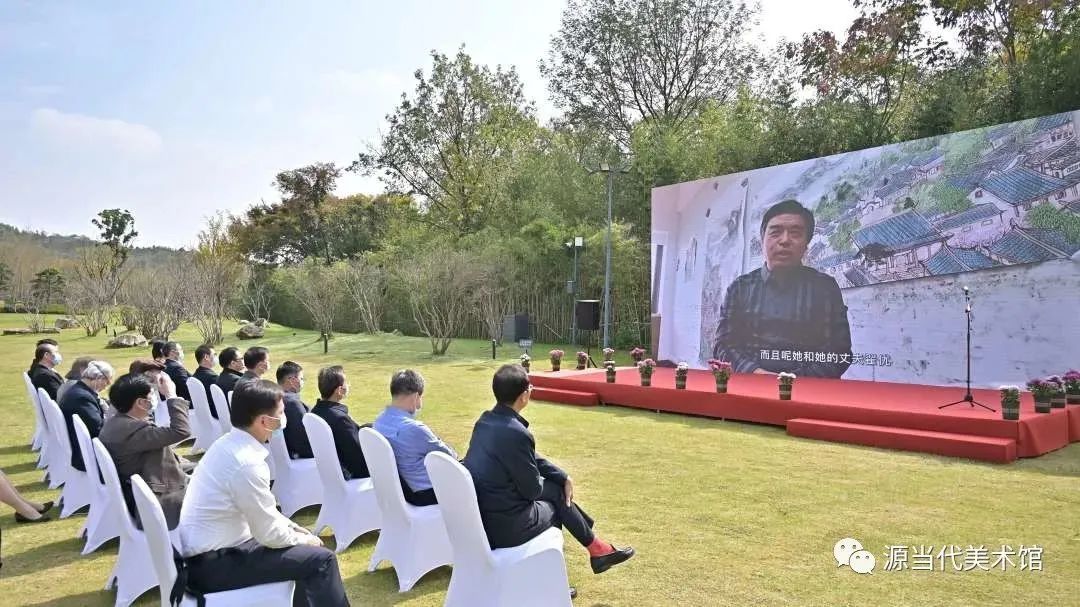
[532,387,600,407]
[786,418,1017,463]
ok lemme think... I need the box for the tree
[543,0,759,146]
[274,162,341,266]
[829,219,862,252]
[91,209,138,262]
[67,246,128,336]
[238,265,274,323]
[280,261,345,352]
[30,267,65,307]
[123,264,190,340]
[0,260,11,299]
[190,215,244,344]
[395,248,484,355]
[472,251,512,344]
[930,0,1059,66]
[354,48,537,235]
[342,255,388,334]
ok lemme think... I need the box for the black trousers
[401,480,438,507]
[185,539,349,607]
[537,478,595,548]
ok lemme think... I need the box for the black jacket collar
[492,402,529,428]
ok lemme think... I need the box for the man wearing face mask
[99,372,192,529]
[373,369,456,506]
[179,380,349,606]
[311,366,372,480]
[236,346,271,390]
[29,341,64,401]
[59,361,114,471]
[216,347,246,394]
[277,361,312,460]
[162,341,192,401]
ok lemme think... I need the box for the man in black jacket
[215,347,246,395]
[163,341,192,401]
[277,361,312,459]
[192,344,220,418]
[463,364,634,574]
[29,341,64,401]
[59,360,114,471]
[310,366,371,479]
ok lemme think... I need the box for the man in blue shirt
[373,369,456,506]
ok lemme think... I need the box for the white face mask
[52,352,63,366]
[178,350,185,362]
[269,413,287,437]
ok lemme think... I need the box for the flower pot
[1002,407,1019,421]
[716,379,728,394]
[779,385,793,400]
[551,361,561,372]
[1068,392,1080,406]
[1051,393,1067,409]
[1034,398,1052,413]
[675,375,687,390]
[521,362,530,372]
[606,370,616,383]
[640,376,652,387]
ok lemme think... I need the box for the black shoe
[570,587,577,600]
[14,512,50,524]
[590,545,635,574]
[36,501,54,515]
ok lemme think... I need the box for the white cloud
[29,107,163,156]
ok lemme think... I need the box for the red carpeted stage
[530,368,1080,463]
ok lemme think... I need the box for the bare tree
[190,215,244,344]
[281,260,344,351]
[342,255,388,334]
[239,265,274,322]
[67,245,129,336]
[123,265,190,340]
[474,254,512,344]
[396,249,483,355]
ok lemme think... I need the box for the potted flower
[1064,370,1080,406]
[999,385,1020,421]
[675,362,689,390]
[604,360,617,383]
[519,353,531,372]
[603,347,616,363]
[637,358,656,387]
[630,347,646,364]
[708,359,732,393]
[549,349,564,372]
[1047,375,1067,408]
[576,351,589,371]
[1026,378,1056,413]
[777,372,797,400]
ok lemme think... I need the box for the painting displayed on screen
[651,110,1080,388]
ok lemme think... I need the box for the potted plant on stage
[708,359,732,393]
[605,360,617,383]
[630,347,646,364]
[576,351,589,371]
[1065,370,1080,406]
[637,358,656,387]
[520,353,531,372]
[999,385,1020,421]
[675,362,689,390]
[549,349,564,372]
[1026,378,1055,413]
[603,348,616,363]
[1048,375,1067,408]
[778,372,797,400]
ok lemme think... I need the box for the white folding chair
[73,416,121,554]
[267,430,323,517]
[187,377,220,447]
[41,393,93,518]
[130,475,296,606]
[425,452,572,607]
[22,372,45,452]
[94,438,161,607]
[359,428,452,591]
[302,413,381,553]
[210,384,232,437]
[151,390,172,429]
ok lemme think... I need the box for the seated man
[162,341,192,401]
[277,361,313,459]
[59,361,114,472]
[192,344,220,418]
[57,356,95,402]
[178,380,349,606]
[99,372,191,529]
[29,341,64,401]
[464,364,634,574]
[236,346,271,389]
[216,346,246,395]
[373,369,456,506]
[311,366,371,480]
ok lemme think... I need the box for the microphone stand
[939,287,994,412]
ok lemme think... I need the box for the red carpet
[530,368,1079,463]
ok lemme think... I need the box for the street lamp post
[592,162,630,350]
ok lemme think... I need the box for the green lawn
[0,315,1077,606]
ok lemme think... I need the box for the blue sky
[0,0,858,248]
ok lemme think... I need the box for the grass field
[0,314,1077,606]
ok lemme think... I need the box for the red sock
[587,537,614,557]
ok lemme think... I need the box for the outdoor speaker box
[575,300,600,331]
[503,314,530,342]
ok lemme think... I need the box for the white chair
[425,452,572,607]
[210,384,232,438]
[358,428,452,591]
[93,438,159,607]
[187,377,220,447]
[22,372,45,453]
[40,393,93,518]
[130,475,296,607]
[37,388,66,489]
[151,390,172,429]
[302,413,381,553]
[267,430,323,517]
[72,416,121,554]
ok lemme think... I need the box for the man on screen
[713,199,852,378]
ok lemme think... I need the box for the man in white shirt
[178,379,349,606]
